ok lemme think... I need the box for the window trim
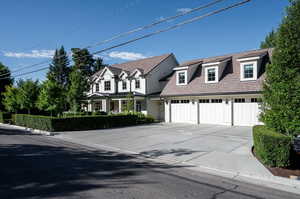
[240,61,257,81]
[135,79,140,89]
[176,70,187,85]
[95,83,100,92]
[122,81,127,90]
[104,81,111,91]
[205,66,218,83]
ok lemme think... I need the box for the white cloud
[177,8,192,13]
[108,51,147,61]
[3,50,55,58]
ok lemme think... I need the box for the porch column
[87,100,92,112]
[104,98,110,113]
[119,99,122,113]
[133,99,136,112]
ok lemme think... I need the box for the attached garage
[170,100,197,123]
[233,98,262,126]
[199,98,231,125]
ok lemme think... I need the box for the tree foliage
[17,79,40,114]
[0,62,13,111]
[2,85,19,112]
[71,48,95,76]
[261,0,300,136]
[93,57,107,74]
[47,46,70,89]
[260,30,277,49]
[37,80,65,116]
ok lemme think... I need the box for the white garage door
[233,98,262,126]
[199,99,231,125]
[171,100,197,123]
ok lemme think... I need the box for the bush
[0,112,12,124]
[14,113,154,132]
[253,125,292,168]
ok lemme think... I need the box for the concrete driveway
[55,123,272,179]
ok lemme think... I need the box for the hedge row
[253,125,292,168]
[0,112,12,124]
[14,113,154,132]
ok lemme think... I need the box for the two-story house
[85,53,179,120]
[160,48,272,126]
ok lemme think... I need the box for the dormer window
[239,61,258,81]
[95,83,100,92]
[104,81,111,91]
[176,71,187,85]
[122,81,127,90]
[135,79,140,89]
[205,66,218,83]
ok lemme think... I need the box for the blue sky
[0,0,289,81]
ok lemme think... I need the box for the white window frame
[122,81,127,90]
[104,81,111,91]
[240,61,257,81]
[135,79,140,89]
[205,66,218,83]
[176,70,187,85]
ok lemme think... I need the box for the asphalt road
[0,125,299,199]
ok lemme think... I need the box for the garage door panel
[233,102,262,126]
[199,103,231,125]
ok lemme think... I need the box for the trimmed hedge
[14,113,154,132]
[253,125,292,168]
[0,112,12,124]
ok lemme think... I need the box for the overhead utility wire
[0,0,251,80]
[0,0,226,76]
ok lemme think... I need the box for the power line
[0,0,226,76]
[0,0,251,80]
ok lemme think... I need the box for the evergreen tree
[71,48,95,76]
[261,0,300,136]
[47,46,70,88]
[16,79,40,114]
[93,57,107,73]
[0,62,13,111]
[260,30,277,49]
[37,80,65,116]
[2,85,19,113]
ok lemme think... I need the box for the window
[251,98,262,103]
[135,79,140,89]
[235,98,245,103]
[244,64,254,79]
[211,99,222,103]
[199,99,210,103]
[104,81,111,91]
[94,102,102,111]
[95,83,99,92]
[171,100,180,104]
[181,100,190,103]
[136,101,142,112]
[122,81,127,90]
[176,71,187,85]
[171,100,189,104]
[205,66,218,83]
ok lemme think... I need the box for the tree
[260,30,277,49]
[67,69,88,112]
[0,62,13,111]
[17,79,40,114]
[36,80,65,116]
[123,93,134,112]
[93,57,107,74]
[71,48,95,76]
[47,46,70,89]
[2,85,19,112]
[261,0,300,136]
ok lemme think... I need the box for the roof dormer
[202,57,231,84]
[173,66,188,86]
[237,52,266,81]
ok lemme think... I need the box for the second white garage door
[199,99,232,125]
[170,100,197,123]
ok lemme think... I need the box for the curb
[0,123,53,136]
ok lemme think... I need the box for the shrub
[14,113,154,132]
[0,112,12,124]
[253,125,292,168]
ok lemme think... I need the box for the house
[85,53,179,120]
[160,48,272,126]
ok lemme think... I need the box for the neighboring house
[161,48,272,126]
[85,53,179,120]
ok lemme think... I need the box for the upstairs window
[122,81,127,90]
[135,79,140,89]
[176,71,187,85]
[205,66,218,83]
[104,81,111,91]
[244,64,254,79]
[95,83,99,92]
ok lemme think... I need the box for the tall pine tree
[261,0,300,136]
[0,62,13,111]
[71,48,95,76]
[260,30,277,49]
[47,46,70,89]
[93,57,107,74]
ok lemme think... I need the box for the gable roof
[161,48,273,97]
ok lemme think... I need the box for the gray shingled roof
[161,48,273,97]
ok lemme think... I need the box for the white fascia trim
[119,71,128,78]
[176,70,187,85]
[205,66,219,84]
[173,66,189,71]
[202,62,220,67]
[237,56,260,62]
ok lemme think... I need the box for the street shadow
[0,142,185,199]
[140,148,202,158]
